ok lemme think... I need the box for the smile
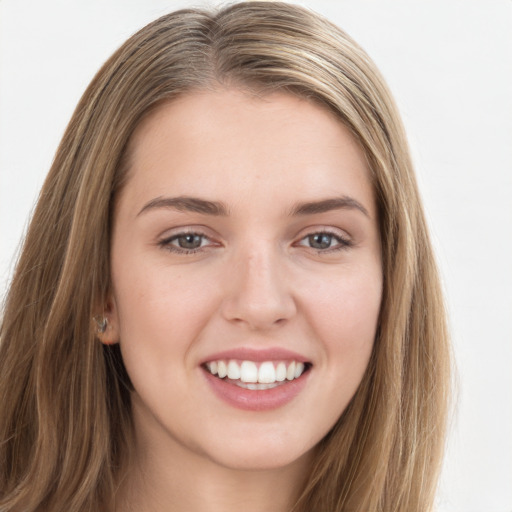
[204,360,307,389]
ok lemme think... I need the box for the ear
[94,293,120,345]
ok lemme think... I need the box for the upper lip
[200,347,311,365]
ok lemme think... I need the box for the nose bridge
[246,245,274,285]
[222,241,296,329]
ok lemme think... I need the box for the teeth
[286,361,296,381]
[276,362,287,382]
[217,361,227,378]
[240,361,258,383]
[235,381,280,390]
[205,359,307,385]
[227,360,241,380]
[258,362,276,383]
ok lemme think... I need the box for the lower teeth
[222,377,285,390]
[235,381,281,390]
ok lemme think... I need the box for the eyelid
[294,226,353,252]
[157,224,217,241]
[155,225,353,255]
[157,226,220,254]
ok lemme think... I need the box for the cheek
[111,260,218,363]
[111,263,220,416]
[299,269,381,426]
[306,262,381,325]
[301,264,382,366]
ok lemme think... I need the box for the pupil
[179,234,202,249]
[309,234,331,249]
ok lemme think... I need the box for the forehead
[119,89,375,218]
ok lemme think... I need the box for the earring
[94,315,108,334]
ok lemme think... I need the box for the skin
[101,89,383,512]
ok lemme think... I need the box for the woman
[0,2,451,511]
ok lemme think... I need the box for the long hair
[0,2,451,510]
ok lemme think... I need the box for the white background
[1,1,511,511]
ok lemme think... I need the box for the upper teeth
[205,360,306,384]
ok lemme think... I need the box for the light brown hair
[0,2,451,510]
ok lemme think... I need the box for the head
[0,2,450,511]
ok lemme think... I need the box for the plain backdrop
[1,1,511,511]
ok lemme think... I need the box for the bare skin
[116,435,313,512]
[102,89,382,511]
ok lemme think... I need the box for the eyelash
[158,231,213,254]
[158,229,352,255]
[295,230,353,253]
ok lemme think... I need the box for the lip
[202,366,310,411]
[200,347,312,411]
[200,347,310,365]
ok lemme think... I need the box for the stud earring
[94,315,108,334]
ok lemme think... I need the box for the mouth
[200,348,312,411]
[202,359,311,390]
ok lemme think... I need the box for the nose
[220,246,297,331]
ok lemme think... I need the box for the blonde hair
[0,2,451,511]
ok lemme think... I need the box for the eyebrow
[290,196,370,218]
[137,195,369,218]
[137,196,228,216]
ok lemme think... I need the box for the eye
[172,233,205,250]
[297,231,351,252]
[158,231,213,254]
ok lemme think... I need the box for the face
[105,89,382,472]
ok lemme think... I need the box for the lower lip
[202,367,310,411]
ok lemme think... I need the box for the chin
[194,424,318,472]
[211,445,314,472]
